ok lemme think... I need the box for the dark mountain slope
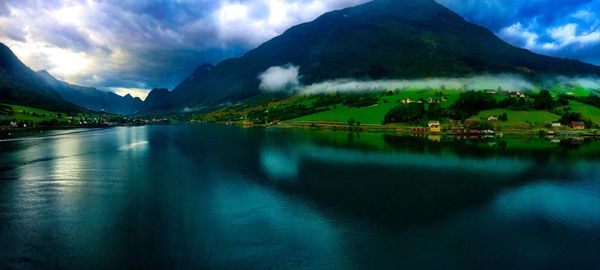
[0,43,80,112]
[37,70,144,115]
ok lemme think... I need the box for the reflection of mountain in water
[256,133,599,228]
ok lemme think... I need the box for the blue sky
[0,0,598,99]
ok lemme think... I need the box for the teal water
[0,124,599,269]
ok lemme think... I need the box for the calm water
[0,125,599,269]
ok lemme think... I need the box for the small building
[428,120,440,127]
[571,121,585,130]
[430,125,441,133]
[551,122,562,128]
[401,98,414,104]
[464,119,481,129]
[488,116,498,121]
[411,127,428,133]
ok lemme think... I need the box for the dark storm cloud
[39,25,96,52]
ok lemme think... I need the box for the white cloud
[258,65,300,92]
[499,21,600,53]
[299,74,536,95]
[571,9,594,21]
[499,22,540,49]
[212,0,369,46]
[543,23,600,50]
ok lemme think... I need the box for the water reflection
[0,125,599,269]
[494,180,600,229]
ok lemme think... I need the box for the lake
[1,124,599,269]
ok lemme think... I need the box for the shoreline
[0,123,167,140]
[218,120,600,138]
[3,121,598,140]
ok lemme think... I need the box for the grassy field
[291,90,599,128]
[289,89,461,125]
[550,85,596,97]
[2,104,61,122]
[1,103,108,125]
[470,109,561,128]
[563,101,600,125]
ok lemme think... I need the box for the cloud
[1,0,599,96]
[499,21,600,55]
[108,87,151,101]
[546,23,600,49]
[499,23,540,49]
[258,65,301,92]
[0,0,368,94]
[571,9,595,21]
[211,0,369,46]
[299,74,538,95]
[439,0,600,65]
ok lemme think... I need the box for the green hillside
[1,103,106,127]
[564,101,600,125]
[469,109,561,128]
[291,89,461,125]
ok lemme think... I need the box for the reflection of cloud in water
[260,147,300,179]
[494,181,600,229]
[260,143,532,179]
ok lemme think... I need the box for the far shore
[3,120,598,141]
[214,120,600,137]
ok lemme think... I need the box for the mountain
[143,0,600,112]
[0,42,80,112]
[141,88,172,113]
[36,70,144,115]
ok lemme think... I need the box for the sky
[0,0,599,100]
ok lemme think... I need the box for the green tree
[499,113,508,121]
[427,102,445,118]
[559,112,583,125]
[384,103,425,124]
[534,90,555,110]
[348,117,356,126]
[451,91,497,119]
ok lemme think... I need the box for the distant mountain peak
[36,70,56,81]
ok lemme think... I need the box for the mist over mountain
[142,0,600,113]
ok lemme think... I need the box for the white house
[428,120,440,127]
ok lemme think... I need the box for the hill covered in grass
[195,86,600,133]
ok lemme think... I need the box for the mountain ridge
[142,0,600,113]
[0,43,80,112]
[35,70,144,115]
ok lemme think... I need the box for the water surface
[1,125,599,269]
